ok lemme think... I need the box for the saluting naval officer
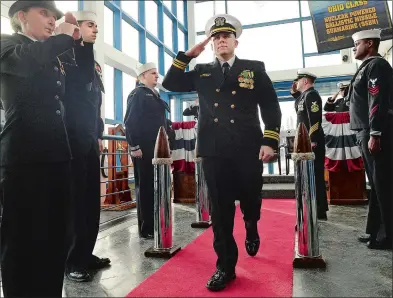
[324,81,350,112]
[0,1,94,296]
[58,11,110,282]
[124,63,170,239]
[290,70,329,220]
[348,29,392,250]
[162,14,282,291]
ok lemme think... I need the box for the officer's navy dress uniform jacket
[162,52,282,273]
[292,88,329,216]
[324,97,349,112]
[0,32,94,297]
[348,55,393,244]
[63,56,105,271]
[124,84,169,237]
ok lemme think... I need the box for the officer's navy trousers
[202,154,263,273]
[0,162,72,297]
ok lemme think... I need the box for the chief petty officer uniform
[0,1,94,296]
[163,14,281,290]
[60,11,110,281]
[291,70,328,219]
[348,29,393,249]
[124,63,170,238]
[324,81,350,112]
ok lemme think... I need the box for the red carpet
[127,199,296,297]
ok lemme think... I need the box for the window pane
[305,54,342,68]
[145,0,158,37]
[164,14,173,50]
[279,101,297,131]
[55,1,78,14]
[302,20,318,54]
[195,1,214,32]
[214,0,226,14]
[1,16,13,35]
[236,23,303,71]
[178,29,185,51]
[121,0,138,20]
[122,72,136,118]
[104,6,114,46]
[104,65,115,120]
[122,20,139,61]
[195,34,214,64]
[163,0,172,12]
[227,1,299,25]
[146,38,159,68]
[165,52,174,73]
[176,0,184,25]
[300,1,310,17]
[170,98,176,122]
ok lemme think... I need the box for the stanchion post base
[293,254,327,269]
[144,245,181,259]
[191,220,212,228]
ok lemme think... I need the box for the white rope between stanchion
[291,152,315,161]
[152,158,173,165]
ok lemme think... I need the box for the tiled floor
[0,202,390,297]
[59,202,392,297]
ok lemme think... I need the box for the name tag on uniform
[200,73,211,77]
[146,93,153,97]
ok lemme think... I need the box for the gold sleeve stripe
[172,60,187,70]
[309,122,319,135]
[264,130,280,141]
[210,27,236,36]
[174,59,187,67]
[264,130,280,138]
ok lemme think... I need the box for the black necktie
[222,62,230,77]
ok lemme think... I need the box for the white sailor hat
[337,81,350,89]
[205,14,242,39]
[56,11,97,25]
[136,62,157,77]
[352,29,381,42]
[295,69,317,81]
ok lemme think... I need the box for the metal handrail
[99,134,135,225]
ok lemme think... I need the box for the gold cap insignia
[215,17,226,27]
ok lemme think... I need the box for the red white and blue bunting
[171,121,197,175]
[322,112,364,172]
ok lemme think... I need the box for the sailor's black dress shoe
[357,234,371,243]
[66,270,92,282]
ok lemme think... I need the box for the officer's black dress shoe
[206,269,236,291]
[357,234,371,243]
[245,221,260,256]
[367,239,392,250]
[66,270,92,282]
[88,255,111,270]
[245,238,260,256]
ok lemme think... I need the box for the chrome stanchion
[145,127,181,259]
[292,123,326,269]
[191,157,211,228]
